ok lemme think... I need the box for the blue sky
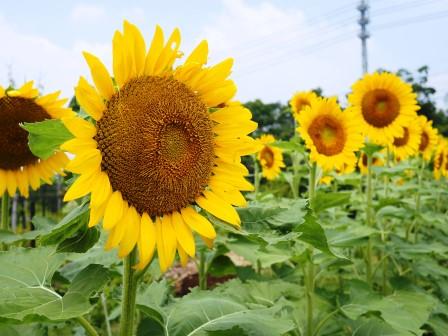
[1,0,448,108]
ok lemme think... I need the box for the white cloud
[71,4,106,23]
[201,0,361,103]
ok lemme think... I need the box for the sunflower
[61,21,258,272]
[319,175,334,185]
[256,134,285,180]
[433,139,447,180]
[0,81,71,198]
[417,115,438,161]
[358,152,384,175]
[297,97,364,172]
[290,91,318,120]
[388,118,422,160]
[348,72,419,144]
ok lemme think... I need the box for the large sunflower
[257,134,284,180]
[417,115,438,161]
[388,119,422,160]
[297,97,364,171]
[290,91,318,121]
[61,21,258,272]
[348,72,419,144]
[0,81,71,198]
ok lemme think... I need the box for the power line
[372,9,448,30]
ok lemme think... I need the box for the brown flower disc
[260,146,275,168]
[361,89,400,128]
[419,131,429,152]
[308,115,346,156]
[95,76,215,217]
[0,96,50,170]
[393,127,409,147]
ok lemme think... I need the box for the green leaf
[0,323,46,336]
[362,143,384,156]
[0,247,110,322]
[314,191,351,213]
[351,318,403,336]
[163,291,295,336]
[40,203,89,247]
[137,280,170,329]
[0,216,54,245]
[21,119,73,159]
[56,226,100,253]
[294,212,335,256]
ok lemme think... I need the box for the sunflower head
[358,152,385,175]
[417,115,438,161]
[0,82,72,198]
[256,134,285,180]
[388,118,422,160]
[297,97,364,172]
[61,21,258,272]
[433,138,447,180]
[348,72,419,144]
[290,91,319,120]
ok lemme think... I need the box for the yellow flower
[0,81,72,198]
[388,118,422,160]
[417,115,438,161]
[61,21,258,272]
[357,152,384,175]
[348,72,419,144]
[319,175,334,185]
[290,91,318,120]
[257,135,285,180]
[297,97,364,172]
[433,138,447,180]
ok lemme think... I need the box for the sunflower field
[1,21,448,336]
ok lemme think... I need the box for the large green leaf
[314,191,351,213]
[0,323,45,336]
[294,212,335,256]
[0,247,110,322]
[21,119,73,159]
[163,292,295,336]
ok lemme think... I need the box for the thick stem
[308,162,317,210]
[365,154,374,285]
[199,249,207,290]
[119,248,138,336]
[252,154,261,199]
[413,158,425,243]
[1,193,10,231]
[76,316,99,336]
[101,293,113,336]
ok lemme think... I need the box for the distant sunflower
[257,134,284,180]
[319,175,334,185]
[417,115,438,161]
[388,120,421,160]
[358,152,384,175]
[297,97,364,171]
[62,21,258,272]
[0,81,71,198]
[433,139,446,180]
[290,91,318,120]
[348,72,419,144]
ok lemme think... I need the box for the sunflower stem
[365,153,374,286]
[412,158,425,243]
[119,248,138,336]
[306,162,317,336]
[199,249,207,290]
[76,316,99,336]
[382,147,391,294]
[1,192,10,231]
[253,154,261,199]
[101,293,113,336]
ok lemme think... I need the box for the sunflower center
[361,89,400,128]
[0,96,50,170]
[260,146,275,168]
[419,131,429,152]
[435,152,444,169]
[95,76,215,217]
[308,115,346,156]
[392,127,409,147]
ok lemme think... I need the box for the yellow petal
[0,86,5,98]
[171,211,195,257]
[65,148,102,174]
[112,31,127,88]
[0,170,6,195]
[154,28,181,75]
[210,182,247,207]
[26,165,41,190]
[144,25,164,75]
[185,40,208,65]
[123,21,146,75]
[210,105,252,124]
[134,213,156,270]
[180,207,216,239]
[17,169,29,198]
[90,172,112,207]
[88,201,107,228]
[36,91,61,106]
[103,191,125,230]
[177,243,189,267]
[201,81,237,107]
[156,215,177,272]
[5,171,17,197]
[63,117,96,139]
[105,215,127,251]
[63,169,99,201]
[61,138,97,154]
[194,58,233,92]
[83,51,115,100]
[118,206,140,258]
[16,81,39,98]
[196,190,240,226]
[75,77,106,120]
[214,119,258,138]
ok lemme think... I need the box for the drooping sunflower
[61,21,258,272]
[388,119,422,160]
[297,97,364,172]
[0,81,71,198]
[257,134,285,180]
[357,152,384,175]
[290,91,319,120]
[417,115,438,161]
[348,72,419,144]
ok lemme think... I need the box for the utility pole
[358,0,370,74]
